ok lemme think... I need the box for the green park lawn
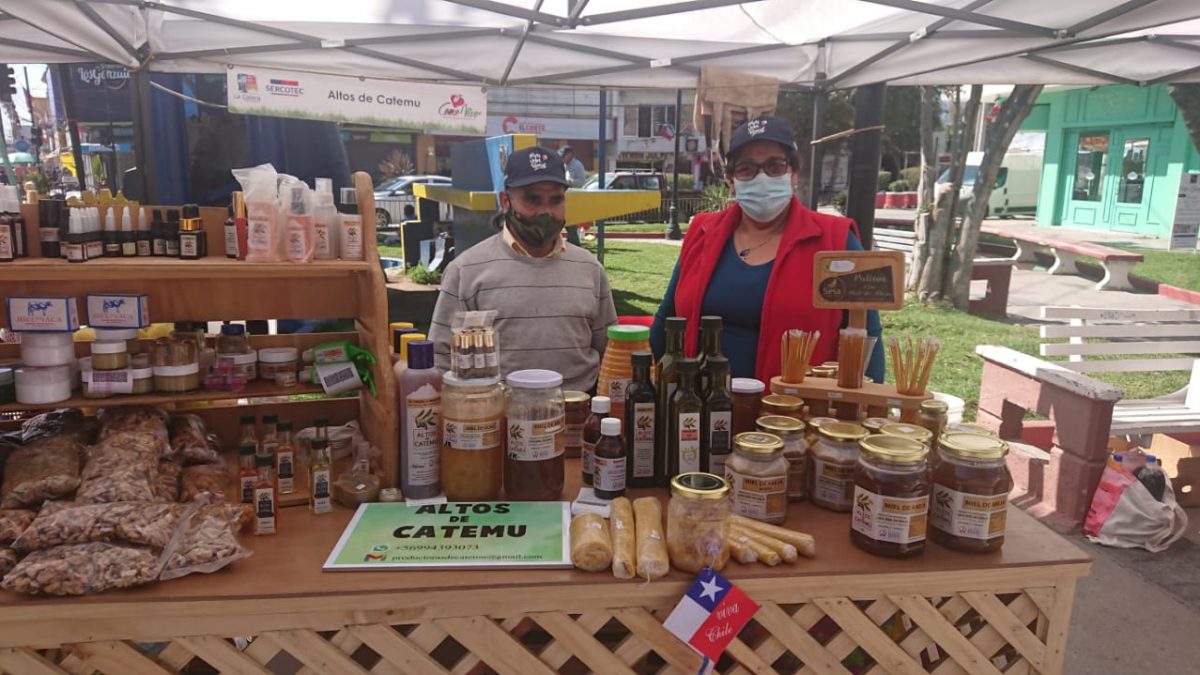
[1122,246,1200,292]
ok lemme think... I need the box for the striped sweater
[429,233,617,391]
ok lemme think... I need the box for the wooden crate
[0,486,1089,675]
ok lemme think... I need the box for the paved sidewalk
[1005,267,1197,324]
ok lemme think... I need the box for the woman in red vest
[650,115,884,384]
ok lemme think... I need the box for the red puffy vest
[673,196,857,384]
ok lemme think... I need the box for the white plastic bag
[1084,458,1187,553]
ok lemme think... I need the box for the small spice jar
[756,415,807,502]
[505,369,566,501]
[880,422,933,448]
[931,433,1012,553]
[809,421,868,512]
[731,378,765,435]
[19,332,75,367]
[154,363,200,393]
[216,323,251,356]
[15,366,71,404]
[259,347,299,382]
[761,394,804,418]
[851,435,930,558]
[667,472,731,573]
[441,374,506,501]
[726,431,788,523]
[89,340,128,371]
[94,328,141,356]
[131,364,154,394]
[0,366,14,404]
[563,390,591,459]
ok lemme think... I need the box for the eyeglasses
[728,158,791,181]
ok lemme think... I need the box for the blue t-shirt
[651,232,885,383]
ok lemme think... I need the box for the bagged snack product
[569,513,613,572]
[0,509,36,546]
[181,463,230,504]
[97,407,170,458]
[156,460,182,502]
[13,501,187,551]
[633,497,669,580]
[0,548,18,576]
[1,435,83,509]
[160,504,252,581]
[77,463,158,504]
[169,414,223,465]
[2,542,162,595]
[610,497,637,580]
[20,408,89,444]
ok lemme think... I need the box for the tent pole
[597,86,607,264]
[55,64,86,191]
[665,88,683,240]
[846,83,885,249]
[128,68,157,202]
[808,87,826,209]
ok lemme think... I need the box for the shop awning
[0,1,1197,90]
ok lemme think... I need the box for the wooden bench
[982,224,1144,291]
[1039,306,1200,440]
[872,226,1016,318]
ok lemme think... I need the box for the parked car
[937,151,1042,218]
[579,171,665,192]
[374,175,451,227]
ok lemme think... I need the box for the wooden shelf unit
[1,172,400,485]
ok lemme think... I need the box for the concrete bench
[872,226,1015,317]
[982,224,1144,291]
[1039,306,1200,441]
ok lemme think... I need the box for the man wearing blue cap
[429,146,617,391]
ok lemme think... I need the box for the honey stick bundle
[780,329,820,384]
[888,335,941,396]
[836,328,869,389]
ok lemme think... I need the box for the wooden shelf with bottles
[1,172,400,486]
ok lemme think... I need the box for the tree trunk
[917,86,980,301]
[1169,84,1200,154]
[909,86,939,291]
[947,85,1044,309]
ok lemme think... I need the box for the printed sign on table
[324,502,570,570]
[227,66,486,134]
[1170,173,1200,252]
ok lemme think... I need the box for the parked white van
[938,151,1042,217]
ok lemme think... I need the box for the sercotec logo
[266,79,303,97]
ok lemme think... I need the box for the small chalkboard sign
[813,251,904,311]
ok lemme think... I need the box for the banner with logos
[485,115,615,139]
[226,66,486,134]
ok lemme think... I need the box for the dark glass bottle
[165,209,181,258]
[178,203,207,260]
[593,418,626,500]
[697,315,723,397]
[625,351,658,489]
[151,209,166,256]
[702,356,734,476]
[581,395,610,486]
[656,316,686,486]
[668,358,703,479]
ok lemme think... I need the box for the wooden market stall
[0,460,1089,675]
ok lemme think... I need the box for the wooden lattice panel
[0,580,1078,675]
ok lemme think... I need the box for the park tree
[1169,84,1200,153]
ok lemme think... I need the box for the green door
[1061,126,1164,234]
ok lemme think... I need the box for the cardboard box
[6,296,81,332]
[86,294,150,328]
[1148,434,1200,507]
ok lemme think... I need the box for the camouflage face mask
[507,207,566,249]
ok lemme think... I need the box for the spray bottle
[313,178,338,260]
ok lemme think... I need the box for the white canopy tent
[0,0,1196,90]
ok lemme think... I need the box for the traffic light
[0,65,13,103]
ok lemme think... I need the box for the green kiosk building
[1022,84,1200,239]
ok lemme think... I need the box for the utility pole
[665,88,683,240]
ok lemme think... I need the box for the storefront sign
[813,251,905,311]
[324,502,570,570]
[227,66,486,134]
[1170,173,1200,251]
[485,115,614,139]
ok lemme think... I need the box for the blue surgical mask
[734,173,794,222]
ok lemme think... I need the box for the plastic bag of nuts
[0,548,18,576]
[156,461,182,502]
[1,435,83,509]
[97,407,170,457]
[76,437,161,504]
[159,504,252,581]
[13,501,188,551]
[168,414,223,465]
[0,509,35,546]
[1,542,163,595]
[181,464,230,504]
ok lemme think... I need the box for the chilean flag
[663,568,759,664]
